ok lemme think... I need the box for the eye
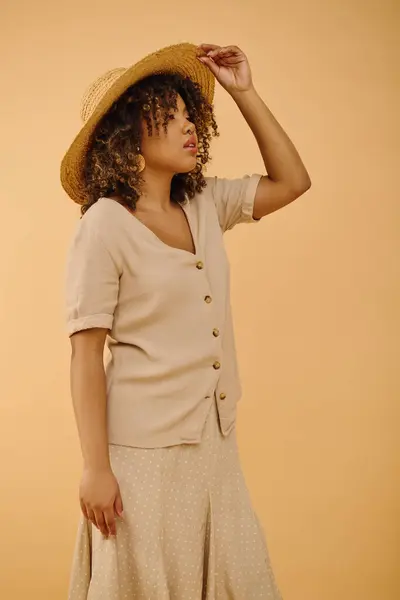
[167,112,193,123]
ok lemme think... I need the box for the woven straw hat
[60,42,215,204]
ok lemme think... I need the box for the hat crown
[80,67,127,124]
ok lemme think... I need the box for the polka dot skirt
[68,396,283,599]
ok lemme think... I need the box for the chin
[174,161,198,175]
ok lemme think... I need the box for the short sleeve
[65,217,120,337]
[207,174,263,233]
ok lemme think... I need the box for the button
[219,393,226,400]
[213,361,221,370]
[204,295,212,304]
[213,328,220,337]
[196,261,204,270]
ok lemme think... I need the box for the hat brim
[60,43,215,205]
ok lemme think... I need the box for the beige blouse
[65,174,262,448]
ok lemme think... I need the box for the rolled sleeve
[207,174,263,232]
[65,217,120,337]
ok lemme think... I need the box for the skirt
[68,395,283,599]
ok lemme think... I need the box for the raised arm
[198,43,311,218]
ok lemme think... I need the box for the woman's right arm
[70,327,123,538]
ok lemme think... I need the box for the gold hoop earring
[135,154,145,174]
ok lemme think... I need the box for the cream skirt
[68,396,283,599]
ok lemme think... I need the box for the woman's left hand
[197,44,253,94]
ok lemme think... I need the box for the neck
[137,168,174,213]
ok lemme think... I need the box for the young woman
[62,42,310,599]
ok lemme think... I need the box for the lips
[184,135,197,150]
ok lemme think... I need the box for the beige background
[1,0,398,598]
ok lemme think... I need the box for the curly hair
[81,73,219,216]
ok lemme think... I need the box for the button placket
[212,327,222,375]
[196,258,222,376]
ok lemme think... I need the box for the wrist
[83,457,111,473]
[229,84,257,103]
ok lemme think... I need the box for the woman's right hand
[79,467,124,537]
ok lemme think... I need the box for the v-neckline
[107,197,198,257]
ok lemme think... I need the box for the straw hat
[60,42,215,204]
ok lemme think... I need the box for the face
[140,94,198,175]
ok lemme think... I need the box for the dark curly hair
[81,73,219,216]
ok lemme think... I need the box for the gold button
[196,261,204,270]
[219,393,226,400]
[213,328,220,337]
[204,295,212,304]
[213,361,221,370]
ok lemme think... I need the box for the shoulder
[197,176,218,200]
[191,177,219,208]
[72,197,125,246]
[80,197,123,228]
[66,198,127,273]
[65,198,125,280]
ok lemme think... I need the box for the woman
[62,42,310,599]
